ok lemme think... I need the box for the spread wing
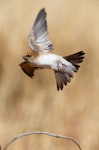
[19,62,36,78]
[28,8,54,52]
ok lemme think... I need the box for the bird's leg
[51,61,67,72]
[57,61,66,72]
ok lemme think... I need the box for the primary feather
[28,8,54,52]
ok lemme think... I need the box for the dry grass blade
[3,131,81,150]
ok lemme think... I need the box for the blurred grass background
[0,0,99,150]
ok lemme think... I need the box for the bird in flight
[19,8,85,91]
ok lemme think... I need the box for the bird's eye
[26,55,31,57]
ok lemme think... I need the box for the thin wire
[3,131,81,150]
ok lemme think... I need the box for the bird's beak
[22,55,27,61]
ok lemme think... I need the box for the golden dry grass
[0,0,99,150]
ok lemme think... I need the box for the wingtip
[40,8,46,14]
[41,8,45,11]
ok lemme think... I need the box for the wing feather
[28,8,54,52]
[19,62,36,78]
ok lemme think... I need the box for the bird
[19,8,85,91]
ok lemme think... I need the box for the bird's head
[22,52,35,63]
[22,51,38,63]
[22,54,31,62]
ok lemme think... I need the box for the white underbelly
[34,53,71,70]
[36,53,59,67]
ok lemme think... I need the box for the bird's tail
[64,51,85,71]
[54,51,85,91]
